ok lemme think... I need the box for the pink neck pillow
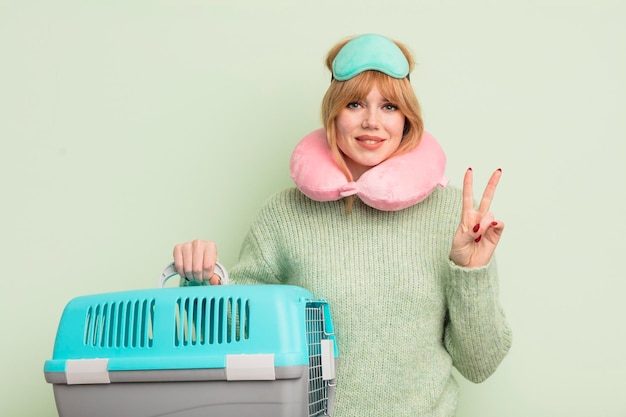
[290,129,449,211]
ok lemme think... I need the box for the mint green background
[1,1,624,416]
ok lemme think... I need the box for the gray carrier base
[46,365,317,417]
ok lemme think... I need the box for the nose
[362,108,380,129]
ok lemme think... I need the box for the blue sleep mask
[332,34,410,81]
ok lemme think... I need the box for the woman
[174,33,511,417]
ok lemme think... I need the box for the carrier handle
[159,262,229,287]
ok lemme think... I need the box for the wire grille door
[306,301,336,416]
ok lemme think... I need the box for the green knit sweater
[224,186,511,416]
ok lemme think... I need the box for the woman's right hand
[173,239,222,285]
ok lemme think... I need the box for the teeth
[361,140,378,144]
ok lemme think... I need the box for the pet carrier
[44,263,338,417]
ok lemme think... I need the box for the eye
[347,101,361,109]
[383,103,398,111]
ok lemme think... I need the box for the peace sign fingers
[452,168,505,268]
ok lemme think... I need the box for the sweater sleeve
[228,227,284,285]
[227,196,292,286]
[443,257,512,383]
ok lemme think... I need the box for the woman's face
[335,85,405,180]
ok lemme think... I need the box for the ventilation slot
[174,296,250,346]
[83,299,155,348]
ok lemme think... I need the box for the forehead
[359,86,388,102]
[348,72,400,101]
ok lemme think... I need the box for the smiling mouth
[356,136,385,144]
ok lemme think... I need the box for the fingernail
[491,221,498,226]
[468,167,472,171]
[474,235,482,243]
[497,168,502,172]
[473,224,480,233]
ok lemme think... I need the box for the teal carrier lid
[44,284,337,377]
